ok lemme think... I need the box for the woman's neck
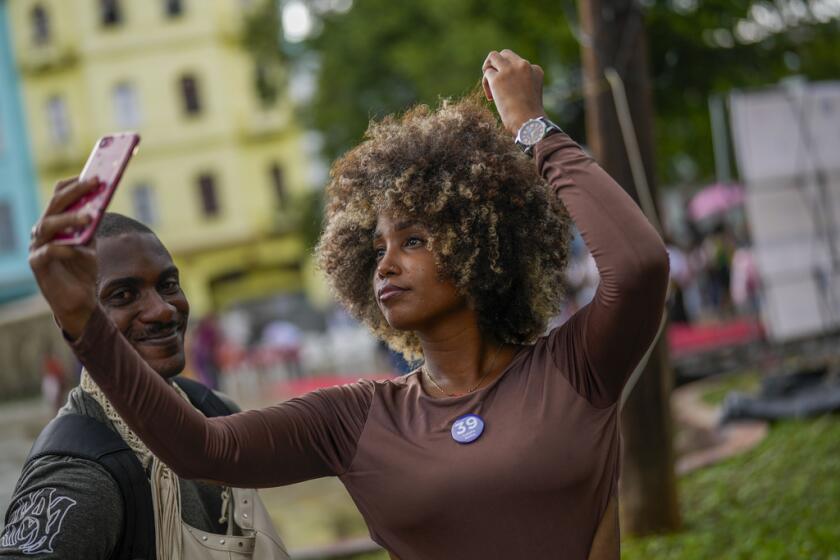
[417,320,515,397]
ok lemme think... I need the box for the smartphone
[54,132,141,245]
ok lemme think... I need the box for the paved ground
[671,375,768,474]
[0,398,54,514]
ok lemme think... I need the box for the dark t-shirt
[0,389,229,559]
[67,133,669,559]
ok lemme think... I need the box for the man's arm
[0,456,123,559]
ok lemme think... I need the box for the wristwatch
[515,116,562,157]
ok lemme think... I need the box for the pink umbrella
[688,182,745,222]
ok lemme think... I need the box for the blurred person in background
[4,213,285,559]
[40,350,67,414]
[703,223,736,317]
[666,237,691,324]
[260,320,304,380]
[191,312,224,390]
[565,231,600,311]
[685,228,709,321]
[730,241,761,316]
[27,50,668,560]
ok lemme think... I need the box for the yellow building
[9,0,313,315]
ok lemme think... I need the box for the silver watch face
[519,119,547,146]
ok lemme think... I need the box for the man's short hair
[96,213,156,240]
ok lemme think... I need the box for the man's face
[96,232,189,378]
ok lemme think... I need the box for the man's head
[95,213,189,378]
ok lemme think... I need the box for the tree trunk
[577,0,681,535]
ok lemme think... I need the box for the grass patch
[622,415,840,559]
[700,370,761,406]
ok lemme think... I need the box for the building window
[255,62,279,107]
[0,203,15,254]
[269,163,285,205]
[31,5,50,45]
[100,0,122,27]
[132,184,158,225]
[197,173,219,217]
[179,74,202,116]
[165,0,184,17]
[45,95,71,145]
[112,82,141,129]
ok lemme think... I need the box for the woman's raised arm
[72,306,373,486]
[481,50,668,406]
[537,132,669,407]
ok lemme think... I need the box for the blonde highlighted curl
[316,93,572,360]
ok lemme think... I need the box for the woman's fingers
[483,50,510,73]
[482,51,500,101]
[482,49,546,135]
[499,49,525,64]
[483,49,529,100]
[482,51,496,73]
[482,69,496,101]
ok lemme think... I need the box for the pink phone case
[53,132,141,245]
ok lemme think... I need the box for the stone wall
[0,295,76,401]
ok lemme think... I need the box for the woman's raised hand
[482,49,546,136]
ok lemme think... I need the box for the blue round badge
[451,414,484,444]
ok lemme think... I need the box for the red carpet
[668,319,764,358]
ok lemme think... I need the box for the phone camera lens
[99,137,113,148]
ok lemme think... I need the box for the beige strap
[81,371,290,559]
[151,457,183,560]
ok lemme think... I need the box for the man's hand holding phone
[29,177,101,340]
[29,131,140,339]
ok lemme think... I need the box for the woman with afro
[33,49,669,559]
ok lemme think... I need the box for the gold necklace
[424,343,504,397]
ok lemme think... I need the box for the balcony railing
[36,142,88,174]
[16,43,78,75]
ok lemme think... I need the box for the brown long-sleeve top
[70,133,669,560]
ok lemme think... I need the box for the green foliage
[242,1,285,64]
[243,1,287,105]
[303,0,582,161]
[623,416,840,559]
[295,188,325,250]
[645,0,840,184]
[247,0,840,187]
[699,370,761,406]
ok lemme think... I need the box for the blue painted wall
[0,0,40,303]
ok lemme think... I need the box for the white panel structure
[730,82,840,341]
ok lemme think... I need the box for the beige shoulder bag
[80,371,290,560]
[181,487,290,560]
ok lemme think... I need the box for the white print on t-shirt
[0,487,77,554]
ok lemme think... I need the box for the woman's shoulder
[369,370,423,396]
[307,373,421,405]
